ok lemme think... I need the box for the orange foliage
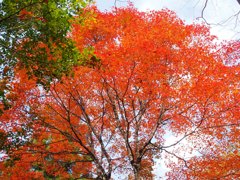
[18,9,33,20]
[0,6,239,179]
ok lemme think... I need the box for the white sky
[95,0,240,40]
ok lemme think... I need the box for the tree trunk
[133,164,140,180]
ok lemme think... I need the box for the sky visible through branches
[96,0,240,40]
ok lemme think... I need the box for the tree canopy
[0,0,92,113]
[0,6,239,179]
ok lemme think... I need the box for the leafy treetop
[0,6,239,179]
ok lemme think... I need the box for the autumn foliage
[0,6,239,179]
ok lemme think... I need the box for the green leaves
[0,0,92,88]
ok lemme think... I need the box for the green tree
[0,0,92,112]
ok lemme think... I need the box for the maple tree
[0,6,239,179]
